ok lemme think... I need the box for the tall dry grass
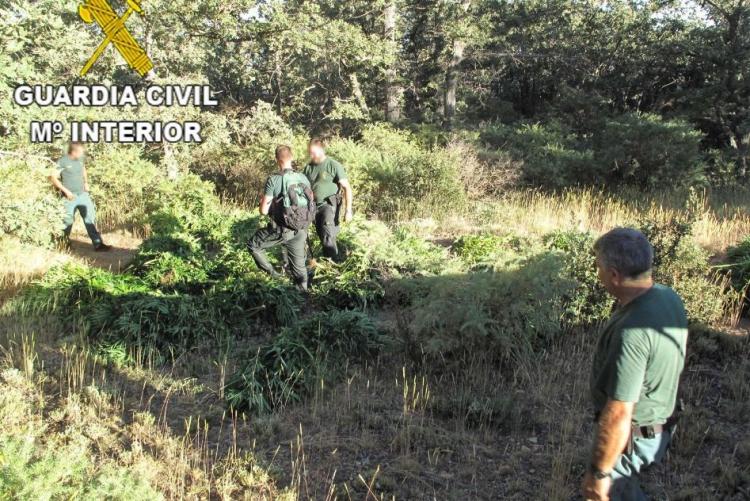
[422,188,750,253]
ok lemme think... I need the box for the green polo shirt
[264,169,311,198]
[56,154,86,195]
[303,157,347,203]
[590,284,688,426]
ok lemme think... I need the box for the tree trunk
[443,0,471,127]
[444,38,466,125]
[384,1,402,123]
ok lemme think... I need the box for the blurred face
[69,145,84,160]
[308,144,326,164]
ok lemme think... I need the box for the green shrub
[87,145,163,233]
[452,233,528,269]
[189,102,301,205]
[0,155,64,247]
[329,124,466,219]
[543,230,614,325]
[145,173,227,247]
[594,113,705,188]
[403,252,576,366]
[225,311,384,413]
[479,121,596,188]
[312,218,454,309]
[17,264,299,352]
[724,236,750,293]
[640,218,735,325]
[0,437,160,500]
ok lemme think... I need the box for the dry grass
[421,188,750,253]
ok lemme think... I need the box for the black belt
[632,415,679,439]
[632,423,666,439]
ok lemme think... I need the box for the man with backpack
[248,145,315,291]
[303,138,353,260]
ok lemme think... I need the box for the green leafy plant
[724,236,750,293]
[225,311,384,414]
[640,217,736,325]
[543,230,614,325]
[403,252,576,367]
[0,156,64,248]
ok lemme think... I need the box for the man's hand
[83,182,90,193]
[582,471,611,501]
[583,399,633,501]
[64,190,76,201]
[343,209,353,223]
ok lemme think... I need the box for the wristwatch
[589,465,612,480]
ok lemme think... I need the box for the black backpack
[275,170,315,230]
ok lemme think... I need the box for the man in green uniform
[248,145,311,291]
[48,143,110,251]
[303,139,353,260]
[582,228,687,501]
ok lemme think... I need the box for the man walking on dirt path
[303,138,353,261]
[582,228,687,501]
[49,143,111,252]
[248,145,313,291]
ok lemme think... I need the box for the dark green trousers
[248,223,308,290]
[314,196,341,259]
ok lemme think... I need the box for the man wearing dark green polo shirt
[303,139,353,260]
[248,145,311,291]
[49,143,110,251]
[582,228,687,501]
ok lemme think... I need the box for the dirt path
[68,230,142,272]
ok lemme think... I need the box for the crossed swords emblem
[78,0,153,77]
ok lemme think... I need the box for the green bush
[188,102,302,205]
[543,230,614,325]
[0,155,64,247]
[225,311,384,414]
[452,233,528,269]
[403,252,576,365]
[18,259,300,352]
[479,121,596,188]
[145,173,227,248]
[724,236,750,293]
[312,218,454,309]
[0,370,159,500]
[329,124,467,219]
[640,218,735,325]
[87,145,163,233]
[594,113,705,188]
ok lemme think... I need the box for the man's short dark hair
[308,138,325,148]
[68,142,83,154]
[275,145,293,162]
[594,228,654,279]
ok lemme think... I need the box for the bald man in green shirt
[583,228,687,501]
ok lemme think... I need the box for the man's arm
[49,171,75,201]
[259,195,273,216]
[582,399,634,500]
[339,179,353,222]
